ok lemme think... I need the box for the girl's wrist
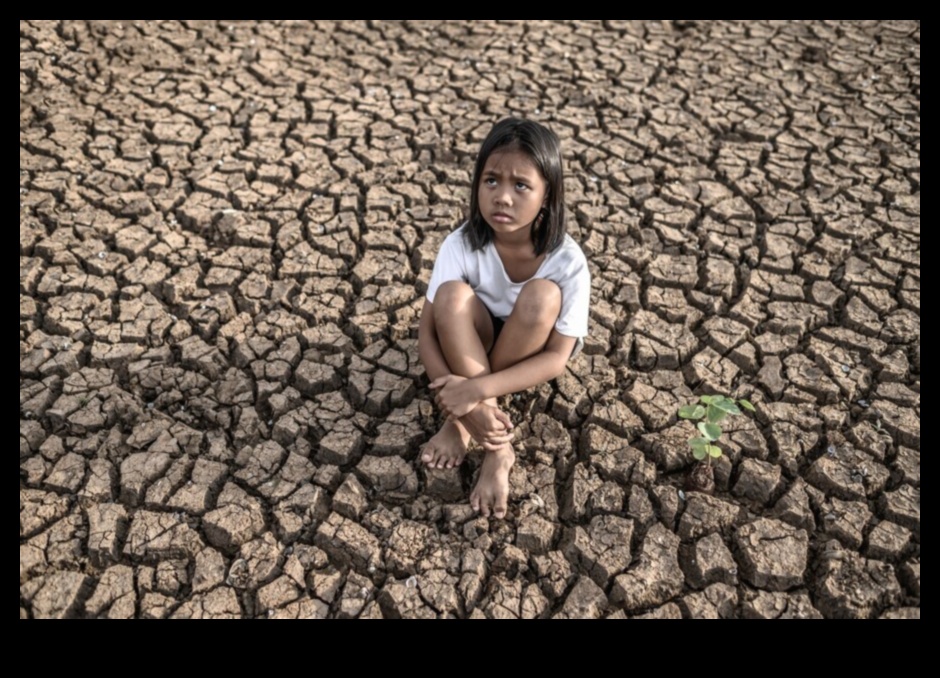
[469,377,487,403]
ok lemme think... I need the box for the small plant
[678,394,755,465]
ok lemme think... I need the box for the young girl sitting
[418,117,591,519]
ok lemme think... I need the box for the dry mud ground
[20,20,920,619]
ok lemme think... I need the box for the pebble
[405,576,418,589]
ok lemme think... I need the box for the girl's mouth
[491,212,513,223]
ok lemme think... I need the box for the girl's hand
[461,404,514,451]
[429,374,482,419]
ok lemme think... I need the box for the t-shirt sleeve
[555,252,591,339]
[426,231,468,303]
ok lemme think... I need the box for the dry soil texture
[20,20,920,619]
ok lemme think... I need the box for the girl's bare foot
[420,419,470,469]
[470,444,515,519]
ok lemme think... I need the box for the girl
[418,117,591,519]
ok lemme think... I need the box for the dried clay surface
[20,20,919,619]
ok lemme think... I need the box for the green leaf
[708,445,723,458]
[706,404,728,424]
[711,397,741,415]
[698,422,722,441]
[692,447,708,461]
[699,395,717,405]
[678,404,706,419]
[688,437,709,451]
[738,399,755,412]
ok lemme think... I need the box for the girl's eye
[484,178,497,186]
[516,182,529,190]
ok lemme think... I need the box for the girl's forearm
[472,348,569,401]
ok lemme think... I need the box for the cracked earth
[20,20,919,618]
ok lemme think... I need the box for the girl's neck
[492,227,534,253]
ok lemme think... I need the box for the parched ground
[20,20,919,619]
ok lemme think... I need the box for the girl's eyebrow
[483,168,537,180]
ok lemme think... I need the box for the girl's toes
[494,492,508,519]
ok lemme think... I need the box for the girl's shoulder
[446,221,471,245]
[435,222,470,251]
[536,235,589,288]
[550,234,590,269]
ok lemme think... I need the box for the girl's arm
[431,330,576,418]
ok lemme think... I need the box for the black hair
[465,117,566,255]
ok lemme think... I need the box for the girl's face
[477,148,548,242]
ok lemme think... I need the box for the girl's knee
[516,279,562,326]
[433,281,475,319]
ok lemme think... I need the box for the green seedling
[678,395,755,465]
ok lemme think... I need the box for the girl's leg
[472,278,562,518]
[433,281,495,376]
[421,281,496,469]
[489,278,563,371]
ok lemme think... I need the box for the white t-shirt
[426,224,591,351]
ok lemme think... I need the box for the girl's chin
[490,224,532,239]
[487,220,532,233]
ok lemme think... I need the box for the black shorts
[487,308,505,353]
